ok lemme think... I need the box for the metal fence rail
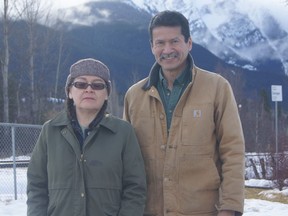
[0,123,42,200]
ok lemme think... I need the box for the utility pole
[271,85,283,179]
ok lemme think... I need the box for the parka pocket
[103,204,120,216]
[47,188,73,215]
[47,203,56,216]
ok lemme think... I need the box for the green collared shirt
[157,65,191,131]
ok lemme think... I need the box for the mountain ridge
[56,0,287,109]
[124,0,288,76]
[1,0,287,110]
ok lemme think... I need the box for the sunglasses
[71,82,107,90]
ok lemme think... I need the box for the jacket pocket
[133,117,155,147]
[177,155,220,213]
[181,103,214,145]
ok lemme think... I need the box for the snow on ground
[0,168,288,215]
[244,199,288,216]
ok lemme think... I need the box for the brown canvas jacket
[123,57,245,216]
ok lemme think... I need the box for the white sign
[271,85,282,102]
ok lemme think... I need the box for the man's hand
[217,210,235,216]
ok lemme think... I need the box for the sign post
[271,85,282,179]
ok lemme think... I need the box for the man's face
[151,26,192,75]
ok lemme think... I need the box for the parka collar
[49,111,117,134]
[142,53,194,91]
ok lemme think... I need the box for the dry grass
[245,187,288,204]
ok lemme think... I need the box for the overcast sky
[51,0,288,10]
[52,0,93,9]
[1,0,287,30]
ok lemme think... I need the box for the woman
[27,58,146,216]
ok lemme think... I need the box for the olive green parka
[27,111,146,216]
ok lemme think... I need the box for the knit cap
[65,58,111,96]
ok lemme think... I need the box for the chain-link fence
[0,123,42,200]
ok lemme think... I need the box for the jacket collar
[142,53,194,91]
[49,111,117,134]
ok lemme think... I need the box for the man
[123,10,245,216]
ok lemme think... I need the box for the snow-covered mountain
[125,0,288,75]
[55,0,288,75]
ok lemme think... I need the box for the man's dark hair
[148,10,191,43]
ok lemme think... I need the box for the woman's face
[68,75,108,115]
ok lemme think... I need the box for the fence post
[11,126,18,200]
